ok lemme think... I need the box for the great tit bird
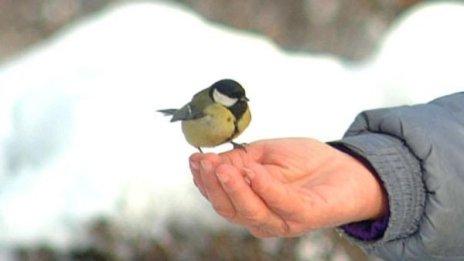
[158,79,251,152]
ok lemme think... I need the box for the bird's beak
[242,96,250,102]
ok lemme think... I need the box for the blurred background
[1,0,463,260]
[0,0,420,63]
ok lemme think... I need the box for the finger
[190,153,221,200]
[189,153,207,198]
[192,174,208,199]
[189,152,206,175]
[219,141,264,167]
[247,225,274,238]
[198,156,238,220]
[244,163,295,215]
[216,164,289,235]
[218,150,247,170]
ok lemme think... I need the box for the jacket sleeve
[330,92,464,261]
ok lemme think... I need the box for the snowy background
[0,1,463,260]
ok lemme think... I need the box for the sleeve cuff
[329,133,425,250]
[342,215,389,241]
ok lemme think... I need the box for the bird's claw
[231,141,247,152]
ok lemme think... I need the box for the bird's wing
[168,87,213,122]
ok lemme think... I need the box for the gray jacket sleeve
[332,92,464,260]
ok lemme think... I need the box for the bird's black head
[210,79,249,107]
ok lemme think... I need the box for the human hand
[189,138,387,238]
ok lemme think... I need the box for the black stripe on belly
[227,101,248,140]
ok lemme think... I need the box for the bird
[158,79,251,153]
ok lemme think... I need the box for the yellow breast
[234,106,251,139]
[181,103,251,148]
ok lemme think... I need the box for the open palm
[189,138,387,237]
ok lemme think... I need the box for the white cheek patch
[213,88,238,107]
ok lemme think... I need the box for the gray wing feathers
[158,104,203,122]
[158,87,211,122]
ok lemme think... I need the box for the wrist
[332,144,389,222]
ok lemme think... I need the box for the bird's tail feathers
[158,109,181,122]
[157,109,178,116]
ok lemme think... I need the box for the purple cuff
[341,215,389,241]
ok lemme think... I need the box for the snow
[371,2,464,104]
[0,0,463,250]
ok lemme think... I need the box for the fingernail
[190,160,200,171]
[200,160,212,172]
[217,171,229,183]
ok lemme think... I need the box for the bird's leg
[197,147,204,153]
[230,141,247,152]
